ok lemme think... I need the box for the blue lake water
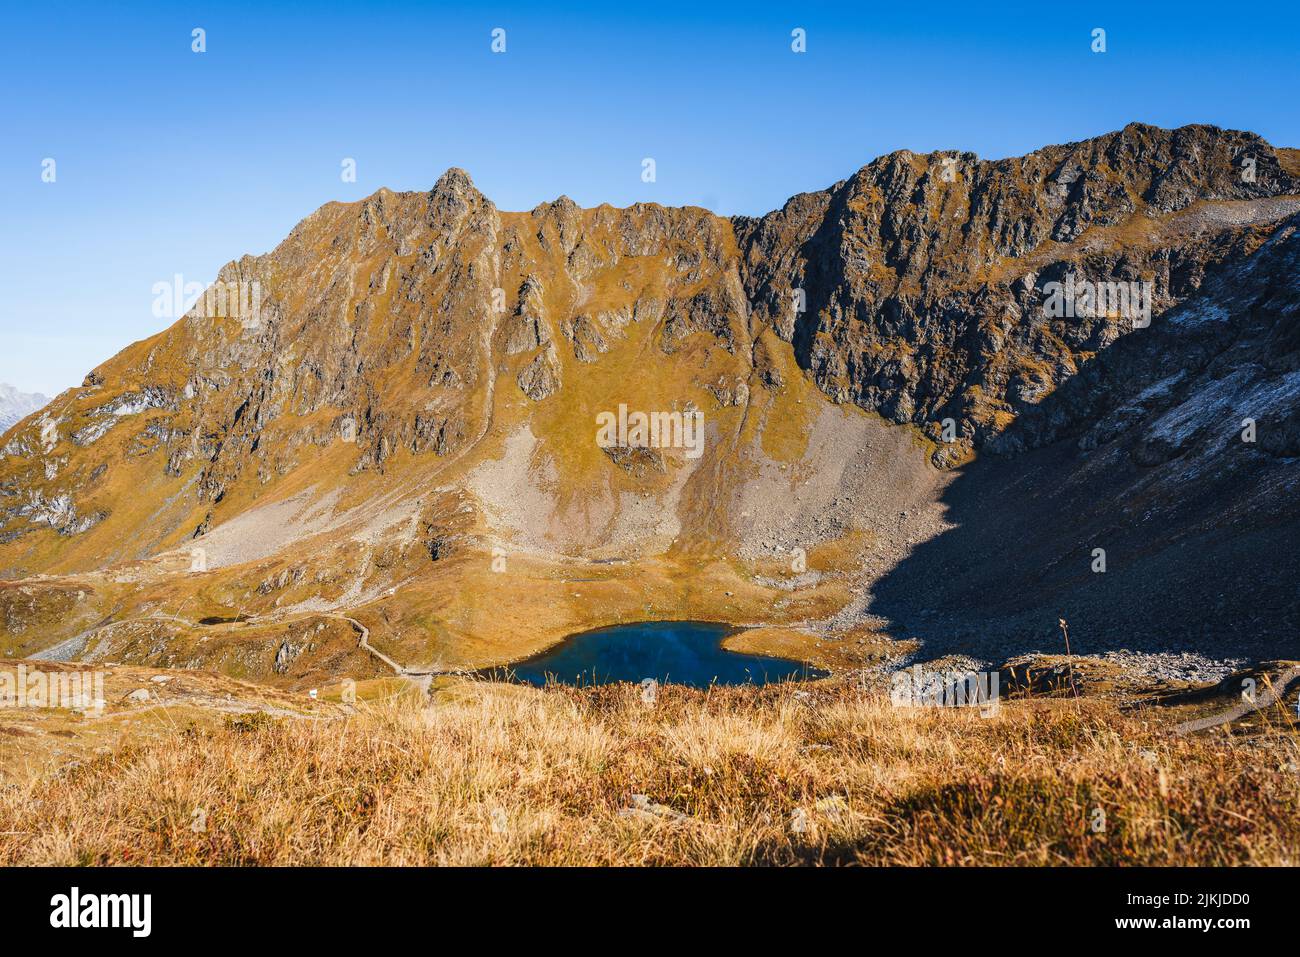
[484,620,828,688]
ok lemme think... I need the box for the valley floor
[1,665,1297,866]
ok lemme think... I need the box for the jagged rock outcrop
[735,123,1300,462]
[517,343,562,401]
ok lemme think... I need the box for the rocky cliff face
[0,123,1297,678]
[737,123,1300,462]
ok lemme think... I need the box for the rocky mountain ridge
[1,122,1297,681]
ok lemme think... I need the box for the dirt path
[36,606,467,693]
[324,613,469,682]
[1173,666,1300,735]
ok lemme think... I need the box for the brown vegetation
[2,675,1295,866]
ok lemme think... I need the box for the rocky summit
[2,122,1299,686]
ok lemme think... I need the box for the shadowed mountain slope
[872,214,1300,660]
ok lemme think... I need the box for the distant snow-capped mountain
[0,383,50,433]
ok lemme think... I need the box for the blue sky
[2,0,1298,397]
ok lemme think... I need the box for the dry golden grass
[2,677,1296,866]
[1277,148,1300,179]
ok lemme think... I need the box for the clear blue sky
[2,0,1297,397]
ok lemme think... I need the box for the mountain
[0,384,49,434]
[1,123,1297,683]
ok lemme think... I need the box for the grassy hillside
[2,670,1296,866]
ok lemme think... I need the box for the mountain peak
[425,167,489,229]
[431,167,478,198]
